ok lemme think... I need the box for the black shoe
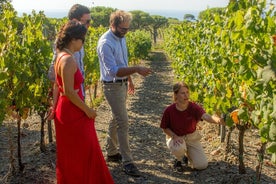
[174,161,184,172]
[183,156,188,166]
[107,153,122,163]
[123,163,141,177]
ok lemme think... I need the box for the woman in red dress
[53,20,114,184]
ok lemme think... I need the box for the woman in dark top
[161,82,225,172]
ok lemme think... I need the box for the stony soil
[0,51,275,184]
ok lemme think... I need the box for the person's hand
[46,107,55,121]
[213,115,225,126]
[128,80,135,95]
[137,67,152,77]
[172,135,183,146]
[86,108,97,119]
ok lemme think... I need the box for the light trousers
[103,82,133,165]
[166,130,208,170]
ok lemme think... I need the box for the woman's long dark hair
[56,20,87,51]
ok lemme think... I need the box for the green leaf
[260,124,269,139]
[225,113,234,127]
[271,153,276,164]
[238,108,247,120]
[271,94,276,120]
[261,66,276,83]
[238,65,246,75]
[267,142,276,153]
[269,122,276,141]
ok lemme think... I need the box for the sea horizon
[17,9,201,20]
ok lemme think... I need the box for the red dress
[54,54,114,184]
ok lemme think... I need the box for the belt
[102,78,128,84]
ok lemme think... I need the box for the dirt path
[95,51,181,183]
[95,51,276,184]
[0,51,275,184]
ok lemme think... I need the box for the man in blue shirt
[97,10,151,177]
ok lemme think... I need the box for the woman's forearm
[163,128,177,138]
[202,113,224,125]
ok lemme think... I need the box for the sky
[11,0,230,19]
[11,0,229,12]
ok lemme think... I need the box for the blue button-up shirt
[74,47,85,97]
[97,29,128,82]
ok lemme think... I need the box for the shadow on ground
[108,51,276,184]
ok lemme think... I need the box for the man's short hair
[68,4,90,21]
[110,10,132,27]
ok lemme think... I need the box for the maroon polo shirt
[160,102,205,136]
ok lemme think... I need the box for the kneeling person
[160,82,225,172]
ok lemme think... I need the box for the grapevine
[163,0,276,174]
